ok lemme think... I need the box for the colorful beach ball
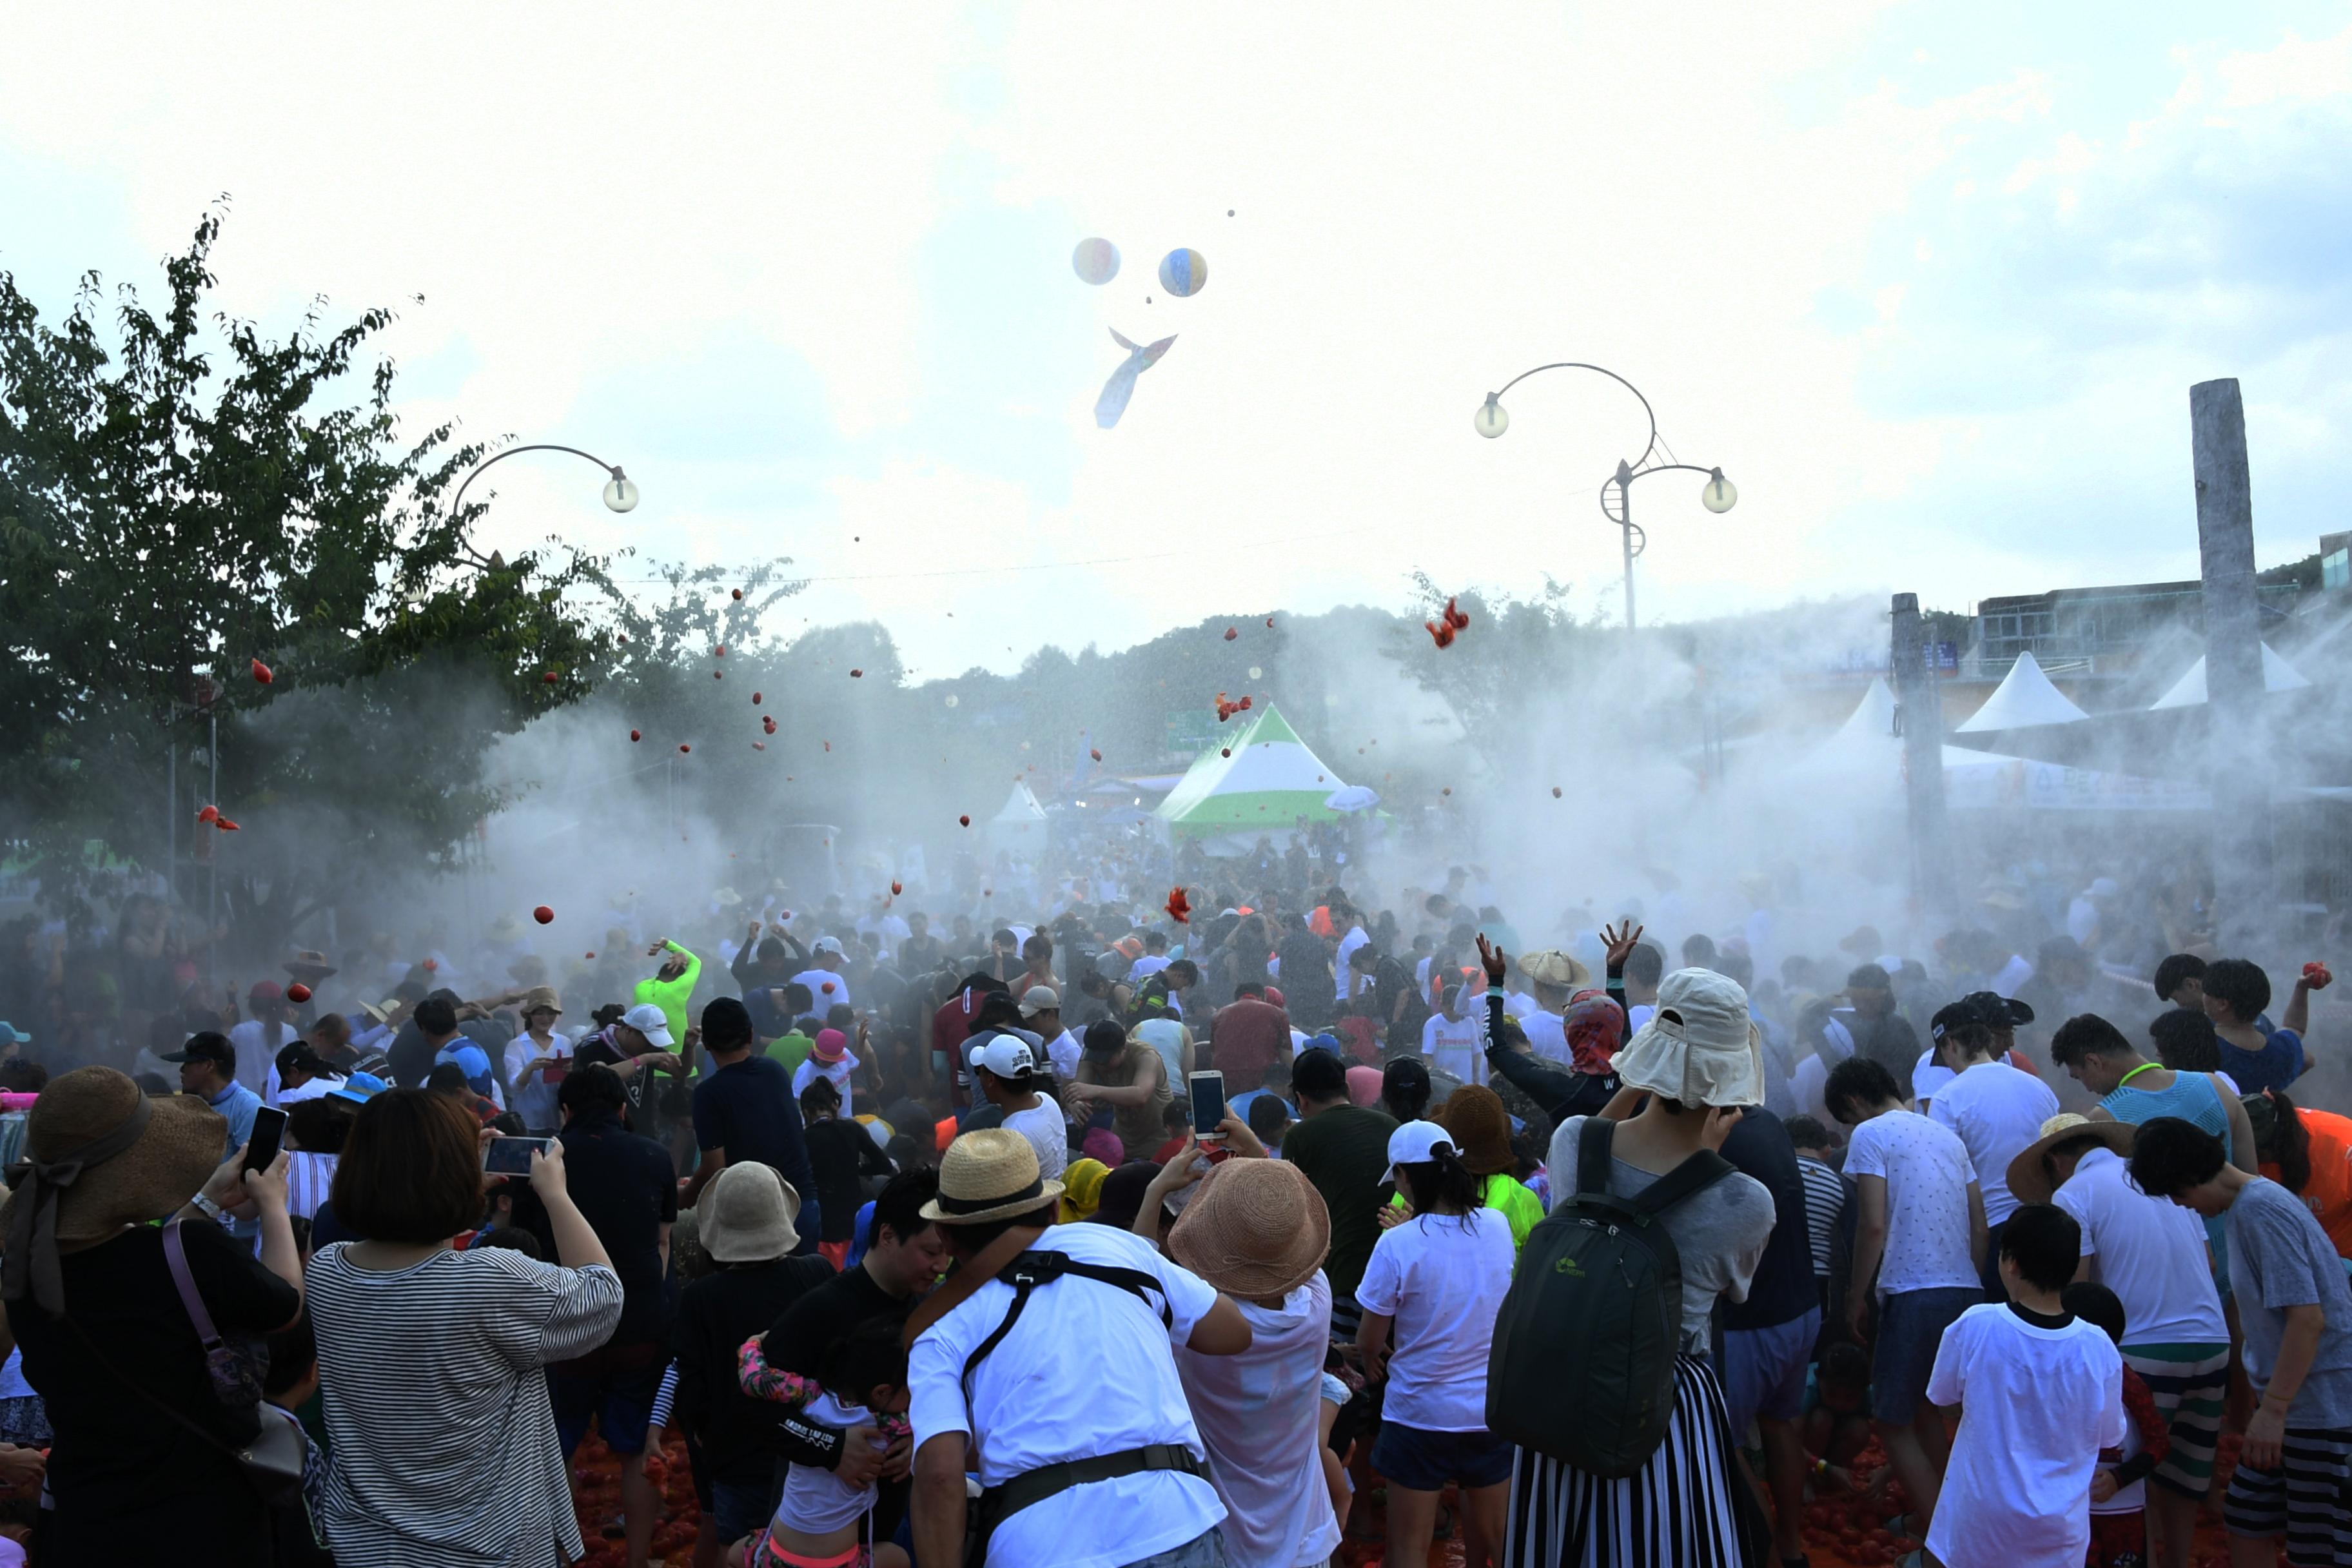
[1157,248,1208,297]
[1072,238,1120,286]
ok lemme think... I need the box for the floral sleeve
[738,1331,823,1409]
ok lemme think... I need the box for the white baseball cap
[974,1034,1041,1082]
[813,936,847,957]
[1381,1119,1458,1181]
[620,1003,675,1048]
[1018,985,1061,1019]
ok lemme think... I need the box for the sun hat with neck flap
[1,1066,226,1314]
[1168,1157,1331,1299]
[1609,968,1766,1108]
[1436,1084,1517,1177]
[698,1161,801,1262]
[919,1128,1064,1226]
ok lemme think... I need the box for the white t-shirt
[1001,1098,1069,1181]
[910,1222,1223,1568]
[1924,1304,2124,1568]
[792,1051,861,1116]
[1353,1207,1515,1431]
[2052,1147,2228,1346]
[1504,991,1538,1021]
[1519,1010,1568,1068]
[1175,1271,1344,1568]
[1333,928,1369,1001]
[1134,1019,1188,1090]
[233,1019,299,1097]
[1627,1002,1656,1034]
[1421,1012,1485,1086]
[777,1390,883,1533]
[1844,1110,1981,1298]
[1911,1050,1954,1105]
[505,1034,573,1130]
[1927,1060,2060,1227]
[1128,955,1173,985]
[790,968,850,1010]
[1793,1054,1831,1125]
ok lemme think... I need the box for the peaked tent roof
[1155,705,1355,831]
[1835,677,1896,742]
[1955,651,2087,732]
[2149,643,2313,709]
[992,781,1048,823]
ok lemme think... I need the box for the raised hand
[1473,932,1507,986]
[1602,921,1645,970]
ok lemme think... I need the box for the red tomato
[286,983,312,1004]
[533,905,554,925]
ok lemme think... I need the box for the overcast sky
[5,3,2347,677]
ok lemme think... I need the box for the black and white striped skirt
[1502,1353,1751,1568]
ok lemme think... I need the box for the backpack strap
[1624,1149,1738,1219]
[957,1251,1171,1406]
[1575,1116,1617,1197]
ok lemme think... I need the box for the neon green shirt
[632,940,701,1048]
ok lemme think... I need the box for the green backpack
[1484,1117,1734,1478]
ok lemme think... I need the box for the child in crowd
[2064,1282,2170,1568]
[1784,1113,1847,1308]
[734,1318,911,1568]
[1799,1342,1879,1493]
[1152,1098,1194,1163]
[1247,1092,1293,1156]
[1355,1121,1516,1568]
[262,1311,334,1568]
[1922,1204,2124,1568]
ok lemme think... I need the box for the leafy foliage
[0,211,615,946]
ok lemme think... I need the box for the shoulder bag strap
[160,1218,226,1352]
[1625,1149,1738,1219]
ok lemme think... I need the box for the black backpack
[1485,1117,1734,1478]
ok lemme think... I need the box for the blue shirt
[207,1081,264,1239]
[690,1054,821,1242]
[2222,1028,2305,1097]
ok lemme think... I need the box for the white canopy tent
[2148,643,2312,710]
[1955,651,2087,732]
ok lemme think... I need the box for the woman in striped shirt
[305,1088,623,1568]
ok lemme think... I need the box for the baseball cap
[813,936,847,957]
[1082,1019,1128,1057]
[975,1034,1041,1082]
[1929,1000,1984,1043]
[161,1033,235,1070]
[248,980,285,1003]
[1263,985,1285,1009]
[274,1041,332,1081]
[1960,990,2035,1027]
[1382,1120,1458,1181]
[0,1023,30,1050]
[328,1071,387,1106]
[620,1003,675,1048]
[1017,985,1060,1019]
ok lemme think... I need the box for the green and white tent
[1154,705,1355,837]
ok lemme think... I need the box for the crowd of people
[0,846,2344,1568]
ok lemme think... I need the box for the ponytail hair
[1396,1143,1484,1226]
[2266,1088,2313,1195]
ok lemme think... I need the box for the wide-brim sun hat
[2004,1113,2137,1206]
[1167,1157,1331,1298]
[1436,1084,1516,1176]
[1520,949,1592,992]
[1611,968,1767,1109]
[921,1128,1064,1226]
[1,1067,226,1313]
[698,1161,802,1261]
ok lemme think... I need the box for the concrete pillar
[1892,593,1955,920]
[2191,378,2275,952]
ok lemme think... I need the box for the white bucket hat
[1610,968,1765,1109]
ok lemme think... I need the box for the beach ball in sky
[1157,248,1208,297]
[1072,238,1120,286]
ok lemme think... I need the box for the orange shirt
[2262,1106,2352,1259]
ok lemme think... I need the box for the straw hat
[2004,1113,2136,1206]
[1436,1084,1516,1176]
[1167,1158,1331,1299]
[518,985,562,1017]
[284,950,338,982]
[698,1161,802,1262]
[920,1128,1064,1226]
[1,1068,226,1314]
[1611,968,1766,1109]
[1520,949,1592,992]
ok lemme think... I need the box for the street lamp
[451,442,640,526]
[1476,364,1734,634]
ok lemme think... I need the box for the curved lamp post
[1475,364,1734,634]
[451,442,640,544]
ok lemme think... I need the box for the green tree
[0,211,614,952]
